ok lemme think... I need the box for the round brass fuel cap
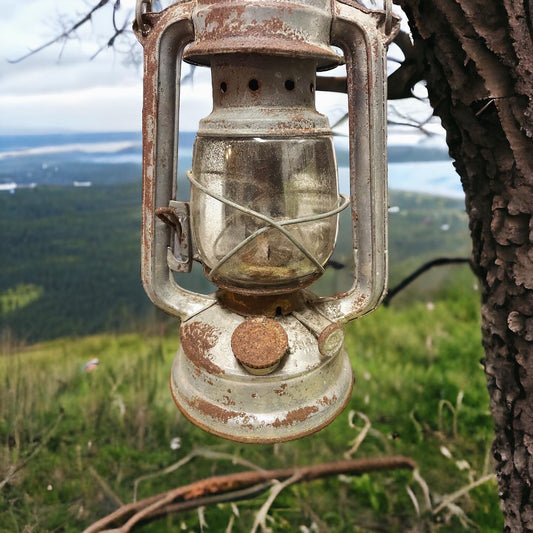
[231,317,289,375]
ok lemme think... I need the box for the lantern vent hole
[220,81,227,93]
[285,79,295,91]
[310,82,314,93]
[248,79,259,91]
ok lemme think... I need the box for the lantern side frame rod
[137,2,215,320]
[314,1,400,323]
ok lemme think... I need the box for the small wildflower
[440,446,452,459]
[84,358,99,372]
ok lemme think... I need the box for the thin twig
[133,448,265,501]
[89,466,124,507]
[251,473,303,533]
[0,410,64,490]
[137,481,274,528]
[432,474,496,516]
[413,469,432,512]
[8,1,112,63]
[405,484,420,516]
[344,411,371,459]
[438,399,456,436]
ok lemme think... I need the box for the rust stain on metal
[180,321,225,375]
[222,395,236,406]
[318,395,337,406]
[271,405,319,428]
[184,1,340,67]
[211,269,321,296]
[274,383,288,396]
[188,396,248,425]
[217,290,304,317]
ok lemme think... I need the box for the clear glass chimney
[189,55,340,294]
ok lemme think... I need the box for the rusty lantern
[135,0,399,443]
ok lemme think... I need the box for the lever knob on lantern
[231,317,289,375]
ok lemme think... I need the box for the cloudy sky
[1,1,442,141]
[2,0,159,133]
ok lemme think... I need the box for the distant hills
[0,131,453,194]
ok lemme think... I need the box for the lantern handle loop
[384,0,393,35]
[138,2,215,320]
[315,1,399,323]
[136,0,153,35]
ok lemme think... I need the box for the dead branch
[251,472,303,533]
[383,257,471,306]
[132,447,265,502]
[432,474,496,516]
[89,6,133,60]
[89,466,125,508]
[136,481,274,528]
[83,455,416,532]
[387,29,426,99]
[316,76,347,94]
[8,0,121,63]
[344,411,372,459]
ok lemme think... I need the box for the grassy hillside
[0,183,470,346]
[0,277,500,532]
[0,176,501,531]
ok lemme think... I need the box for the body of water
[0,132,462,198]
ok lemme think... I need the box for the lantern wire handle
[186,170,350,282]
[384,0,393,35]
[136,0,153,34]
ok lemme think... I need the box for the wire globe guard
[170,303,354,443]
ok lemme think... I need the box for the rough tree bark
[396,1,533,530]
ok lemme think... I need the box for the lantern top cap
[183,0,342,70]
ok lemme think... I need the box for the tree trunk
[396,1,533,529]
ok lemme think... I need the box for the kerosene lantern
[135,0,398,442]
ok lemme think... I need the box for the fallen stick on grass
[83,455,417,533]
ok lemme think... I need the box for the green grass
[0,183,497,530]
[0,275,501,532]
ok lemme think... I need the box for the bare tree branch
[83,455,416,532]
[383,257,471,306]
[89,11,133,60]
[8,0,119,63]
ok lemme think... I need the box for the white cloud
[0,1,444,143]
[0,84,143,133]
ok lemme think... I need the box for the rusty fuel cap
[231,317,289,375]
